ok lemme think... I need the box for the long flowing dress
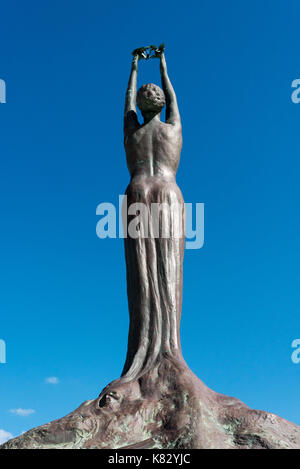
[121,176,185,381]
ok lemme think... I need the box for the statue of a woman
[3,47,299,450]
[121,47,186,382]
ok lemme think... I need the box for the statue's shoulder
[159,120,182,137]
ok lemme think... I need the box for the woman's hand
[131,47,147,70]
[151,43,165,59]
[132,47,147,60]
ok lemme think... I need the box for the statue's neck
[142,111,161,124]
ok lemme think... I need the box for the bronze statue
[121,45,185,382]
[2,45,300,449]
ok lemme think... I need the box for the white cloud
[9,408,35,417]
[0,429,13,444]
[45,376,59,384]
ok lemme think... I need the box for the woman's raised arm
[160,52,181,126]
[124,54,139,130]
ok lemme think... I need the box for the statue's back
[124,120,182,180]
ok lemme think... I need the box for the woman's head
[137,83,166,114]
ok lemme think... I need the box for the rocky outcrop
[2,357,299,449]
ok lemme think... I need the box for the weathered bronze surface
[120,47,185,383]
[2,46,300,449]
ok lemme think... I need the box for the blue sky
[0,0,299,441]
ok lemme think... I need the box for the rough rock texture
[2,356,300,449]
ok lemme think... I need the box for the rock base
[2,358,300,449]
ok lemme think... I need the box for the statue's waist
[125,177,184,204]
[126,154,179,180]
